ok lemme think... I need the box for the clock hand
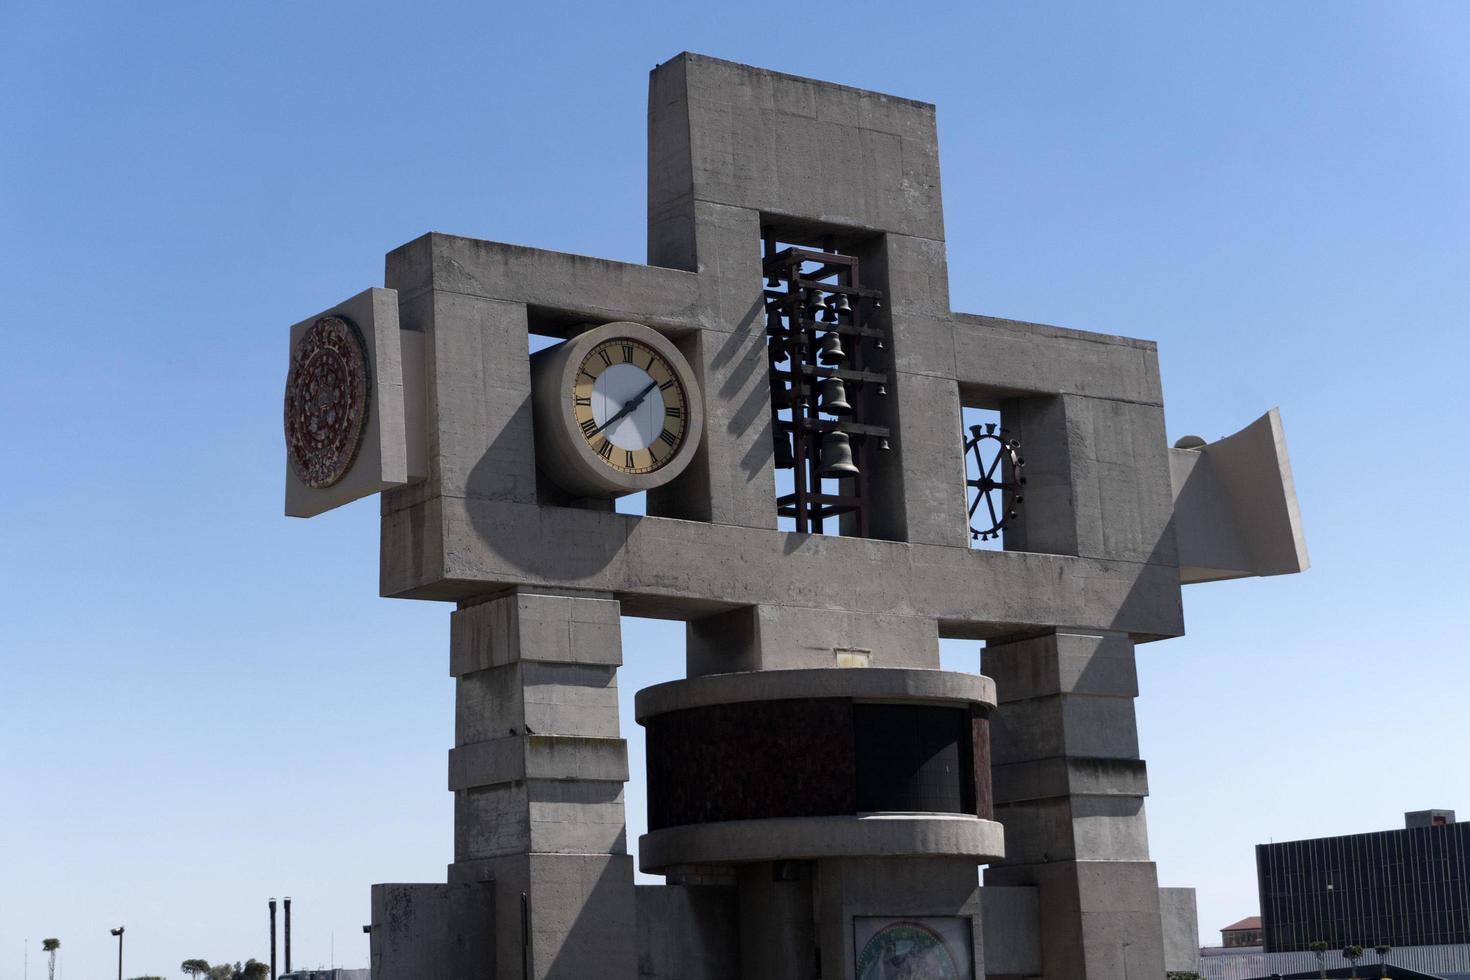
[591,380,659,436]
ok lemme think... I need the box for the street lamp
[109,926,124,980]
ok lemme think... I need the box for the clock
[530,321,704,498]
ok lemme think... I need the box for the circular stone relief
[284,314,371,488]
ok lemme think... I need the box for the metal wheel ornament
[965,423,1025,541]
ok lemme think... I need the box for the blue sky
[3,1,1469,975]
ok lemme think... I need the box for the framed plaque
[853,916,974,980]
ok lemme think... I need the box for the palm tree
[1343,944,1364,979]
[41,939,59,980]
[181,959,211,979]
[1310,940,1330,980]
[1374,944,1393,978]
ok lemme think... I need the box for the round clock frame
[530,321,704,498]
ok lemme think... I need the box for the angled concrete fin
[1169,407,1309,584]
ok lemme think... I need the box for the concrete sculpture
[284,53,1307,980]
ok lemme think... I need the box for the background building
[1221,916,1264,948]
[1257,810,1469,953]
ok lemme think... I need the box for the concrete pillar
[448,590,636,980]
[982,631,1165,980]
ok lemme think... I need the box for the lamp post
[108,926,124,980]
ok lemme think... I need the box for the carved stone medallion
[284,315,371,488]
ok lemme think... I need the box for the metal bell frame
[761,230,893,536]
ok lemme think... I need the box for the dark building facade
[1257,812,1470,952]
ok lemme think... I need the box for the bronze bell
[806,289,826,313]
[768,334,789,363]
[816,431,860,478]
[773,431,795,468]
[832,292,851,314]
[769,376,791,408]
[818,332,847,365]
[819,377,853,415]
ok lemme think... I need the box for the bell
[769,376,791,407]
[816,431,860,478]
[773,431,795,468]
[818,332,847,365]
[878,438,891,452]
[832,292,851,314]
[766,308,783,332]
[819,377,853,415]
[805,289,826,313]
[768,334,789,363]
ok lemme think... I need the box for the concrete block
[686,604,940,674]
[982,632,1139,703]
[954,312,1164,406]
[636,884,739,980]
[449,853,637,980]
[650,54,945,241]
[449,734,628,789]
[455,780,628,860]
[368,881,494,980]
[386,232,701,332]
[980,886,1042,978]
[381,493,1187,640]
[451,592,622,676]
[1159,887,1200,973]
[455,661,620,742]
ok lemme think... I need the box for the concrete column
[982,631,1165,980]
[448,590,636,980]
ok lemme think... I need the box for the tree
[207,965,235,980]
[181,959,212,979]
[1343,944,1364,979]
[240,960,269,980]
[1310,940,1330,980]
[41,939,59,980]
[1375,943,1393,978]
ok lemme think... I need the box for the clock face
[572,338,689,474]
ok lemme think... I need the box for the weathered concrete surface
[636,884,739,980]
[984,631,1167,979]
[384,494,1186,640]
[367,882,493,980]
[981,886,1042,978]
[449,590,635,979]
[338,51,1308,980]
[1160,886,1201,973]
[640,813,1005,873]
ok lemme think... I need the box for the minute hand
[592,380,659,436]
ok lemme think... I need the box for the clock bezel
[529,321,704,498]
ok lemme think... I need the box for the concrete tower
[284,54,1307,980]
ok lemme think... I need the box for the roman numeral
[665,405,681,419]
[622,345,634,362]
[598,349,613,367]
[648,445,659,463]
[659,380,674,391]
[646,354,656,371]
[580,418,598,436]
[659,428,678,447]
[597,440,613,459]
[579,370,596,381]
[624,450,635,468]
[575,396,591,406]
